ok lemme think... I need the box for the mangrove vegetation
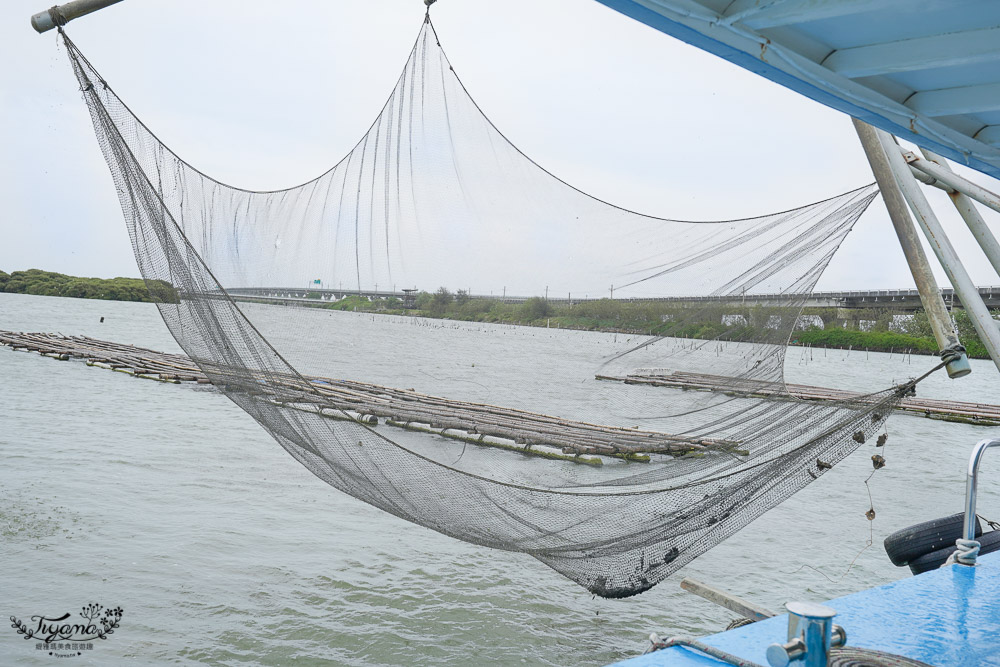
[0,269,178,304]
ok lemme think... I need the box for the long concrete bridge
[224,286,1000,311]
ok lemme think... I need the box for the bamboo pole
[5,329,1000,451]
[599,371,1000,422]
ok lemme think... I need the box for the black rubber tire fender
[907,529,1000,575]
[883,512,982,566]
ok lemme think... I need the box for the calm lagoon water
[2,291,998,665]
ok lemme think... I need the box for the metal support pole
[964,438,1000,549]
[31,0,125,33]
[916,148,1000,279]
[908,165,955,194]
[851,119,971,378]
[903,148,1000,216]
[875,128,1000,374]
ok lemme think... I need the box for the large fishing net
[60,16,917,597]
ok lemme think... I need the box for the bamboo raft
[597,370,1000,426]
[0,331,744,465]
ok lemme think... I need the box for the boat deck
[611,551,1000,666]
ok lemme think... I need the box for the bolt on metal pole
[852,119,971,378]
[31,0,125,33]
[875,127,1000,374]
[916,148,1000,279]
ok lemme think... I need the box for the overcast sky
[2,0,999,291]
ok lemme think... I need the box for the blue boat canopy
[595,0,1000,180]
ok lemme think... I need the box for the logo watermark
[9,603,123,658]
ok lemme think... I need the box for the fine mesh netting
[60,17,922,597]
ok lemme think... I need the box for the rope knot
[47,5,67,27]
[943,537,980,567]
[939,343,966,364]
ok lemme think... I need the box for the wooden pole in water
[852,119,971,379]
[680,578,775,621]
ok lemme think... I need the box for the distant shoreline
[233,291,994,360]
[7,272,992,359]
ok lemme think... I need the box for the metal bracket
[766,602,846,667]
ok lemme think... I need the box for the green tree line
[0,269,179,304]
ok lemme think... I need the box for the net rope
[59,19,924,597]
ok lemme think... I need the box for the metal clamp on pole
[959,438,1000,566]
[766,602,846,667]
[902,148,1000,216]
[30,0,125,33]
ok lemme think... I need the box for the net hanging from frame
[59,15,926,598]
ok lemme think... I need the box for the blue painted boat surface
[610,550,1000,666]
